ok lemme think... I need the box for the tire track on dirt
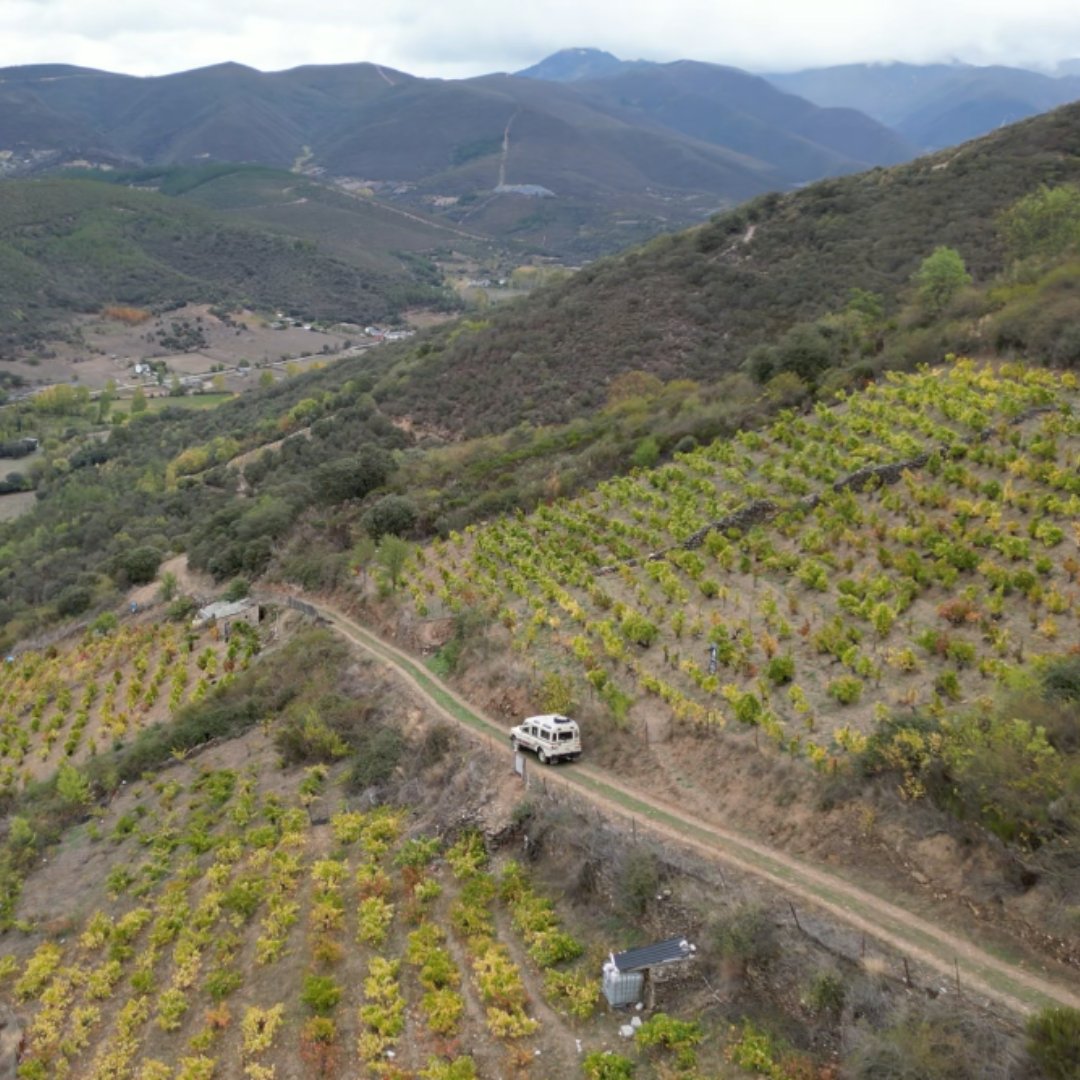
[271,593,1080,1018]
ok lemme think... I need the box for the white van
[509,714,582,765]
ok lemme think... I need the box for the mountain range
[766,61,1080,149]
[520,47,1080,151]
[0,58,916,257]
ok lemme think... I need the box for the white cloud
[3,0,1080,77]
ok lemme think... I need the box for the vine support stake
[903,957,911,986]
[788,901,802,933]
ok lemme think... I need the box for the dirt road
[271,592,1080,1018]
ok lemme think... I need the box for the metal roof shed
[602,935,695,1009]
[612,936,693,973]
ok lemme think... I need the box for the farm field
[20,306,356,394]
[406,361,1080,764]
[109,395,239,416]
[0,618,257,799]
[0,737,727,1080]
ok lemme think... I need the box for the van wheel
[538,749,549,765]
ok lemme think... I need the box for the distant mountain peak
[516,47,647,82]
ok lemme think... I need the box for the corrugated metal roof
[611,935,692,973]
[195,598,256,622]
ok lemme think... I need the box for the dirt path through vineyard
[266,591,1080,1019]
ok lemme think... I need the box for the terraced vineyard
[407,361,1080,765]
[0,763,608,1080]
[0,621,258,802]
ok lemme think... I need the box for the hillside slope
[375,100,1080,435]
[0,176,452,350]
[568,61,916,172]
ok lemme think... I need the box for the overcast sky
[4,0,1080,78]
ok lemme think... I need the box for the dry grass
[101,306,151,324]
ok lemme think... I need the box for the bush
[620,611,659,648]
[765,654,795,685]
[583,1052,635,1080]
[710,903,778,967]
[631,436,660,469]
[223,577,250,601]
[806,970,846,1014]
[420,1057,478,1080]
[635,1013,702,1070]
[362,495,418,540]
[1043,657,1080,704]
[167,596,197,622]
[204,968,243,1001]
[312,447,392,505]
[301,974,342,1015]
[274,712,351,765]
[1026,1006,1080,1079]
[123,546,163,585]
[346,726,404,791]
[89,611,119,635]
[56,585,93,617]
[616,847,660,916]
[827,676,863,705]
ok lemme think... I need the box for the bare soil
[11,305,371,392]
[128,554,218,610]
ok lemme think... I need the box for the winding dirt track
[275,593,1080,1018]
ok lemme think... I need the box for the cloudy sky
[3,0,1080,78]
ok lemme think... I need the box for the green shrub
[56,585,93,618]
[1026,1006,1080,1079]
[543,968,600,1019]
[583,1052,635,1080]
[419,1057,478,1080]
[934,668,963,701]
[616,848,659,916]
[274,711,351,765]
[123,546,163,585]
[526,930,584,968]
[635,1013,702,1069]
[733,691,763,726]
[631,436,660,469]
[223,577,250,601]
[167,596,197,622]
[301,974,343,1015]
[346,726,404,791]
[806,970,846,1015]
[204,968,243,1001]
[620,611,659,648]
[362,495,418,540]
[710,903,778,967]
[827,676,863,705]
[765,655,795,685]
[1043,657,1080,703]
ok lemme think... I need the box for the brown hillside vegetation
[381,103,1080,435]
